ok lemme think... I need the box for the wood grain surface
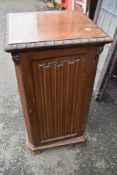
[5,10,112,52]
[8,10,107,44]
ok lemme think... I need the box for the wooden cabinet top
[5,10,112,52]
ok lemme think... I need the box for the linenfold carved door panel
[31,53,94,143]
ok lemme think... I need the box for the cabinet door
[33,55,95,143]
[20,46,97,146]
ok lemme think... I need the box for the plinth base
[26,135,85,154]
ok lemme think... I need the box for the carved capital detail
[11,53,20,65]
[96,46,104,56]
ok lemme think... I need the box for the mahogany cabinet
[5,11,112,153]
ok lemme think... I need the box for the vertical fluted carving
[33,55,87,142]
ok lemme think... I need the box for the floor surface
[0,0,117,174]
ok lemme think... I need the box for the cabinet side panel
[19,54,41,146]
[14,62,34,144]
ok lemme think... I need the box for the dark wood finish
[5,11,112,153]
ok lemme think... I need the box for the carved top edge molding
[5,37,112,52]
[4,16,112,52]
